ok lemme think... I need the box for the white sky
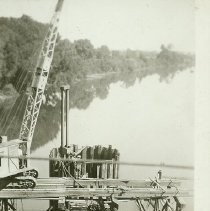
[0,0,195,51]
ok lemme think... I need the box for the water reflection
[0,67,193,153]
[31,68,194,169]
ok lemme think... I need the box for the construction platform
[0,178,192,199]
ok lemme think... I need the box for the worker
[157,170,162,180]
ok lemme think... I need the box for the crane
[0,0,65,189]
[19,0,64,157]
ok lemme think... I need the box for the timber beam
[0,187,192,199]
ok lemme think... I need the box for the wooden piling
[49,144,120,210]
[50,145,119,179]
[81,147,87,176]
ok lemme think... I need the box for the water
[26,69,194,210]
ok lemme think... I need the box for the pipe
[60,86,65,149]
[65,88,70,147]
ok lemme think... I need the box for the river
[21,68,194,211]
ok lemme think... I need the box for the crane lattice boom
[19,0,64,153]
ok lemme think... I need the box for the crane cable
[0,47,38,133]
[0,10,50,136]
[4,96,26,134]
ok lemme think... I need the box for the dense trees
[0,15,194,97]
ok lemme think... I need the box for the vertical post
[3,200,8,211]
[90,147,94,177]
[60,85,70,150]
[116,151,120,179]
[60,86,65,150]
[58,197,66,211]
[97,165,100,178]
[109,160,113,178]
[107,145,112,179]
[65,88,70,147]
[102,163,107,179]
[113,149,119,179]
[81,147,87,176]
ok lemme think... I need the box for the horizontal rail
[0,155,194,170]
[0,187,193,199]
[0,178,193,199]
[0,178,183,189]
[31,178,183,188]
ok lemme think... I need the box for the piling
[49,86,120,210]
[66,88,70,147]
[60,86,65,150]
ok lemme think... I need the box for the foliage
[0,16,195,150]
[0,15,194,97]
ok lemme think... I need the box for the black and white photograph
[0,0,195,210]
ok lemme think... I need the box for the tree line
[0,15,194,98]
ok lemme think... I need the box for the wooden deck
[0,178,192,199]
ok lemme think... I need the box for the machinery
[0,136,38,189]
[0,0,64,189]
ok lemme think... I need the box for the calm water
[23,69,194,210]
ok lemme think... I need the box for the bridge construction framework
[0,177,192,211]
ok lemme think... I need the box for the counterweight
[19,0,64,153]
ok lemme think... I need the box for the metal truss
[19,0,64,153]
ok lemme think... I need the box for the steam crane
[19,0,64,156]
[0,0,64,189]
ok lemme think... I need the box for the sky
[0,0,195,51]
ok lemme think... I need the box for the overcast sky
[0,0,195,52]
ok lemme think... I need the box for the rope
[12,97,27,135]
[0,70,31,134]
[0,3,48,137]
[60,161,84,187]
[0,95,19,131]
[4,95,26,134]
[9,157,19,171]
